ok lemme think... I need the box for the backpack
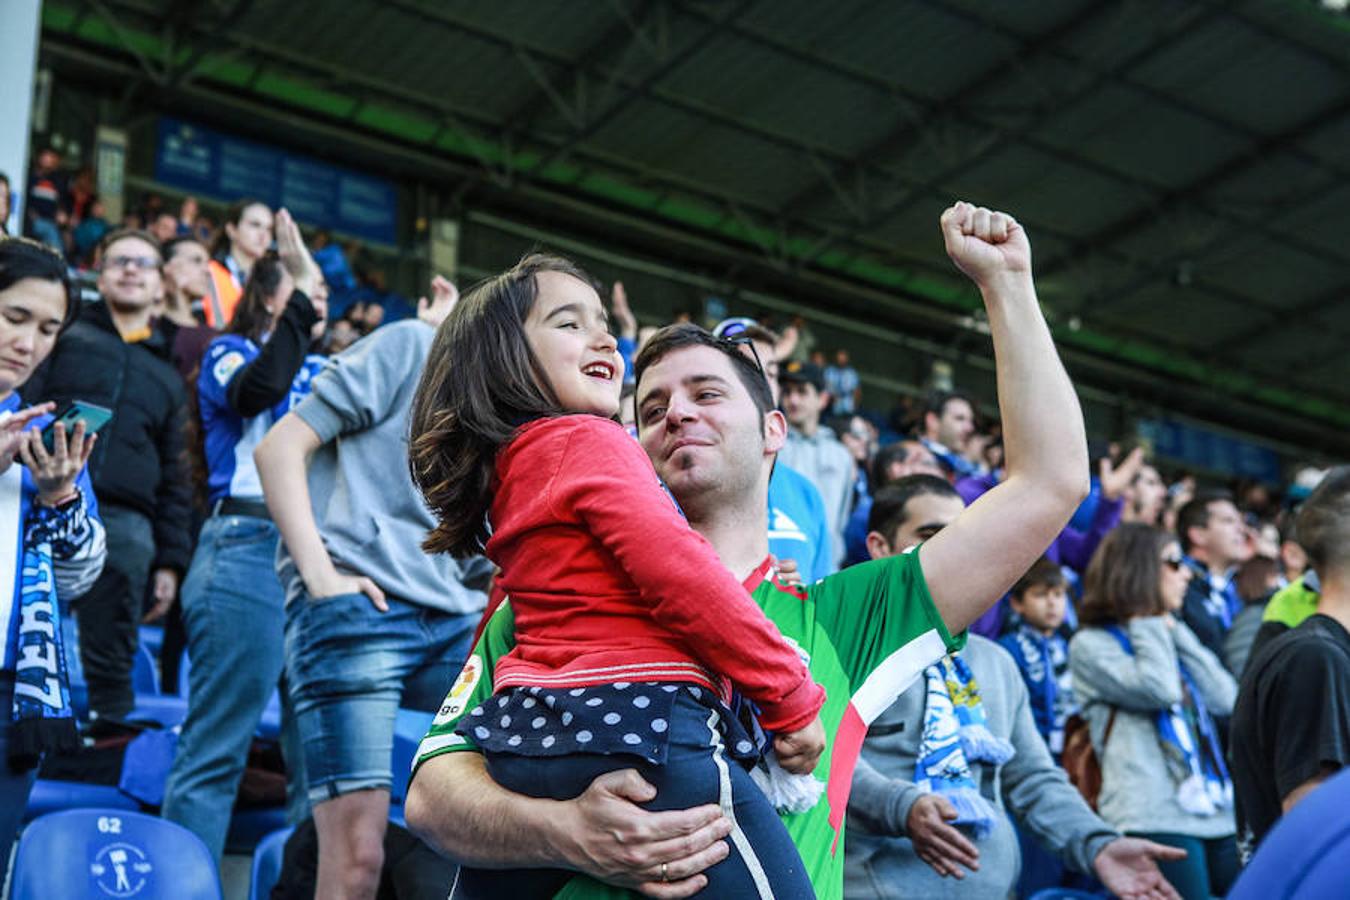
[1061,708,1117,811]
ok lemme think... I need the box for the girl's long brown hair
[409,253,591,558]
[1077,523,1172,626]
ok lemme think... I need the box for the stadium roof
[38,0,1350,455]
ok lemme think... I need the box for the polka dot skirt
[458,682,763,766]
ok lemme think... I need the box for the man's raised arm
[405,752,731,899]
[919,202,1090,634]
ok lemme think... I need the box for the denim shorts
[283,590,477,805]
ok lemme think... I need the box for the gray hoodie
[1070,616,1237,840]
[844,635,1118,900]
[277,320,492,611]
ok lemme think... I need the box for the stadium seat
[226,807,290,856]
[249,826,294,900]
[139,624,164,662]
[133,641,160,694]
[389,708,435,805]
[1229,767,1350,899]
[12,808,221,900]
[24,780,139,822]
[1027,889,1106,900]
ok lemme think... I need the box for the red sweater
[486,415,825,733]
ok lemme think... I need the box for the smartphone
[41,401,114,453]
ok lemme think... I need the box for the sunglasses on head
[720,333,766,379]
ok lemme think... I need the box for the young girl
[411,254,825,898]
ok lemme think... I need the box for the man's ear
[865,530,893,561]
[818,390,833,412]
[764,409,787,454]
[924,410,939,437]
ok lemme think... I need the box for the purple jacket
[958,472,1124,639]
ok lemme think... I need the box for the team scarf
[1106,625,1232,816]
[1183,556,1240,630]
[5,476,83,770]
[1000,625,1075,755]
[913,653,1016,837]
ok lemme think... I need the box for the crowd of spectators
[0,148,1345,900]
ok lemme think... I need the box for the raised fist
[940,201,1031,288]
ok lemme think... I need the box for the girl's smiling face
[524,271,622,418]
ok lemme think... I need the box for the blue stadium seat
[249,826,294,900]
[127,693,190,728]
[139,624,164,662]
[1229,767,1350,899]
[1027,889,1106,900]
[12,808,221,899]
[133,641,160,694]
[226,807,290,856]
[389,708,434,805]
[24,780,140,822]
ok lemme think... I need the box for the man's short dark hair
[1294,466,1350,575]
[870,441,916,490]
[1176,490,1235,554]
[161,234,205,262]
[1011,556,1067,600]
[98,227,162,262]
[867,475,959,544]
[923,389,974,422]
[632,323,774,432]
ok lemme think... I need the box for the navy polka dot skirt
[458,681,764,766]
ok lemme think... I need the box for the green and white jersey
[413,549,963,900]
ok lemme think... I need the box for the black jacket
[28,301,193,573]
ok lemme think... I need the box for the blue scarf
[6,485,85,769]
[1106,625,1232,816]
[999,624,1075,755]
[914,654,1015,837]
[1183,556,1240,630]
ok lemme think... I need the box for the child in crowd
[409,253,825,898]
[999,556,1077,758]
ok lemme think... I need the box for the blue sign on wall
[1138,418,1283,484]
[154,118,398,245]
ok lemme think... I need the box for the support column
[0,0,43,234]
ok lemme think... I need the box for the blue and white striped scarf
[914,653,1015,837]
[1106,625,1232,816]
[5,480,88,769]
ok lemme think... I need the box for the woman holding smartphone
[0,237,107,866]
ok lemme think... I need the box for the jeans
[161,513,305,864]
[1131,831,1239,900]
[73,503,155,719]
[284,590,477,805]
[453,692,813,899]
[0,676,38,886]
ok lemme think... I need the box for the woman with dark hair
[203,198,272,328]
[0,237,106,863]
[162,210,327,865]
[409,253,824,898]
[1070,523,1239,899]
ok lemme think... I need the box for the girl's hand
[0,404,54,476]
[773,716,825,774]
[21,420,97,506]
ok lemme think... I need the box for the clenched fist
[940,201,1031,289]
[773,716,825,774]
